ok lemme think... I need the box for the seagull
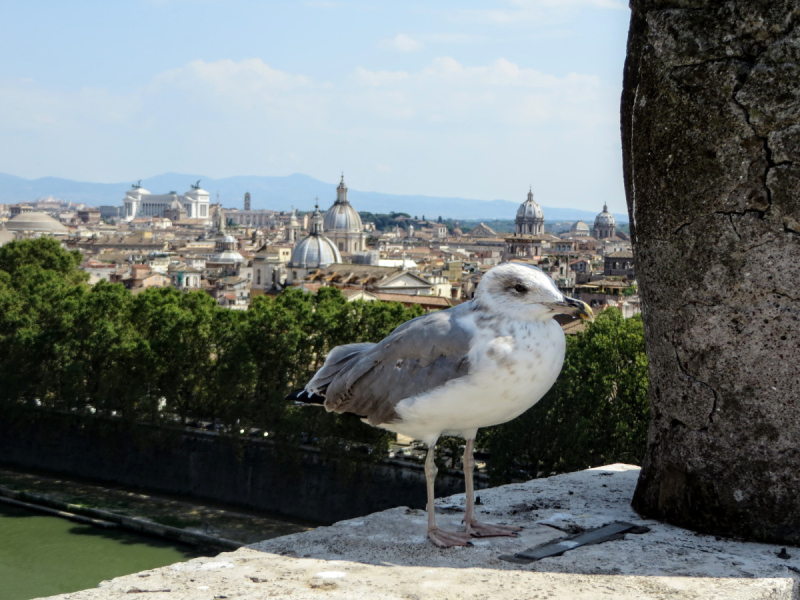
[293,262,592,548]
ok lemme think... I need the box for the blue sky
[0,0,631,212]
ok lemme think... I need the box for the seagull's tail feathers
[305,342,375,396]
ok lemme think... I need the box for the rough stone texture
[46,466,799,600]
[622,1,800,544]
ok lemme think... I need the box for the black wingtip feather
[285,389,327,405]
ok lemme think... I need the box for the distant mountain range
[0,172,628,223]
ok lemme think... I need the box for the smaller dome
[6,211,69,235]
[323,176,362,233]
[594,204,616,227]
[323,202,362,232]
[222,234,237,244]
[208,250,244,265]
[516,189,543,220]
[570,220,590,233]
[290,232,342,269]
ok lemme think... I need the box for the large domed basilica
[515,188,545,236]
[323,175,367,254]
[504,188,549,260]
[593,203,616,239]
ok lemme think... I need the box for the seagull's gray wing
[309,302,475,426]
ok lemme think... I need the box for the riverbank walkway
[41,464,798,599]
[0,466,312,548]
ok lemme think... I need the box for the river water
[0,503,206,600]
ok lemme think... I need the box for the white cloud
[152,59,310,98]
[353,67,409,87]
[379,34,424,53]
[349,57,604,127]
[146,59,324,124]
[0,79,140,132]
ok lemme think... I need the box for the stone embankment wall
[0,413,482,524]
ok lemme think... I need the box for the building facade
[226,209,276,228]
[123,181,210,222]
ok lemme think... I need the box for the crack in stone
[673,345,719,426]
[727,214,740,239]
[730,85,774,218]
[672,221,692,236]
[772,290,800,302]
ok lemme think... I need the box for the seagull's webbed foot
[428,527,474,548]
[465,520,523,538]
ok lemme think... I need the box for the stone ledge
[47,465,800,600]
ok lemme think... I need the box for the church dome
[516,189,544,221]
[570,220,590,234]
[291,203,342,269]
[6,211,69,235]
[323,175,363,233]
[290,233,341,269]
[594,204,616,228]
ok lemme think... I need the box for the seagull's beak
[544,297,594,321]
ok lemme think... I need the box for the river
[0,503,207,600]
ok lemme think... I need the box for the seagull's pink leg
[462,438,522,538]
[425,443,473,548]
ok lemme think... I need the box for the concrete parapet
[44,465,799,600]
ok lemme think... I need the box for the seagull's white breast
[381,313,566,444]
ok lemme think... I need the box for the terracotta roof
[372,292,456,307]
[578,279,632,288]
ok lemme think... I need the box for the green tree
[130,288,218,425]
[0,239,89,408]
[0,237,85,284]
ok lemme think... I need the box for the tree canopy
[0,238,648,481]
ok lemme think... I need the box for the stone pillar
[622,1,800,544]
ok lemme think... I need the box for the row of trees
[0,238,423,462]
[0,237,649,481]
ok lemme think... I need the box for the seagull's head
[475,262,593,323]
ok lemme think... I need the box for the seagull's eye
[514,284,528,294]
